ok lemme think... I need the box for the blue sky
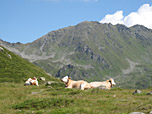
[0,0,152,43]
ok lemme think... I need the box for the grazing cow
[61,76,93,90]
[24,77,39,86]
[90,78,116,89]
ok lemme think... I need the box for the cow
[24,77,39,86]
[90,78,116,89]
[61,76,93,90]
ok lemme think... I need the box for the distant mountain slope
[1,21,152,88]
[0,46,56,83]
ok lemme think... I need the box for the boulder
[129,112,145,114]
[45,81,56,86]
[133,89,141,95]
[40,77,45,81]
[32,92,40,95]
[7,54,12,59]
[147,91,152,95]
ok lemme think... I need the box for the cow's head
[109,78,116,86]
[32,77,37,80]
[61,76,70,83]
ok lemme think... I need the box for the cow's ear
[106,80,109,82]
[109,78,112,81]
[68,77,71,79]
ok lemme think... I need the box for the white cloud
[100,4,152,29]
[100,11,124,25]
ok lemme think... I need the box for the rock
[7,54,12,59]
[146,91,152,95]
[46,81,51,85]
[45,81,56,86]
[133,89,141,95]
[113,95,116,97]
[0,47,4,52]
[40,77,45,81]
[47,86,52,88]
[32,92,39,95]
[129,112,145,114]
[17,110,22,112]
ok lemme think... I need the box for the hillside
[0,46,56,83]
[1,21,152,88]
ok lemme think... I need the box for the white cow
[90,78,116,89]
[61,76,93,90]
[24,77,39,86]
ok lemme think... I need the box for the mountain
[0,45,56,83]
[1,21,152,88]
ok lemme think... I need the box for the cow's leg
[84,84,92,89]
[36,81,39,86]
[80,83,86,90]
[66,86,72,88]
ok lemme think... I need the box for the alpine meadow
[0,21,152,114]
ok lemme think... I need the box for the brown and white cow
[24,77,39,86]
[61,76,93,90]
[90,78,116,89]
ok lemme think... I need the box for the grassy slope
[0,82,152,114]
[0,46,57,83]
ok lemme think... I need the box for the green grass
[0,82,152,114]
[0,46,57,83]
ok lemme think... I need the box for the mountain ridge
[1,21,152,88]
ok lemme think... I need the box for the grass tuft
[13,98,74,110]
